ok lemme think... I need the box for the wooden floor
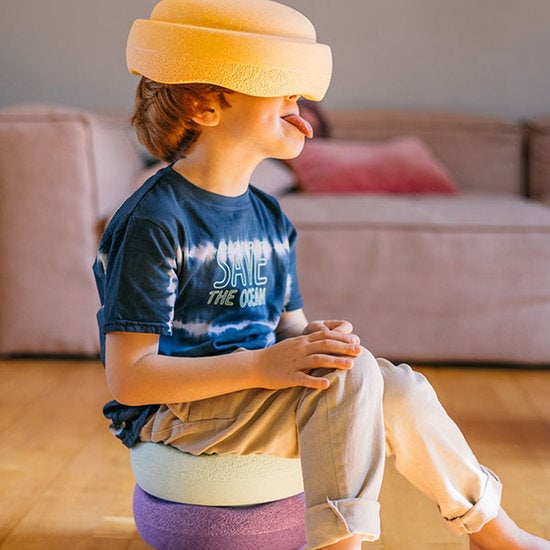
[0,359,548,549]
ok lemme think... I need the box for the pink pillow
[285,137,459,194]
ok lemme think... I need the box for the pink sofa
[280,111,550,365]
[1,104,549,365]
[0,105,143,356]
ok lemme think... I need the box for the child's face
[216,93,311,161]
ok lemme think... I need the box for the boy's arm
[105,322,361,407]
[275,308,310,340]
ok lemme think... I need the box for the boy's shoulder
[102,166,178,238]
[248,184,295,230]
[249,183,279,206]
[249,183,288,214]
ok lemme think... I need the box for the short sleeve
[101,215,179,335]
[283,220,303,312]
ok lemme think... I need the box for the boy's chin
[274,141,306,160]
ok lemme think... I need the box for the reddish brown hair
[131,77,233,163]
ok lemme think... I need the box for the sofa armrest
[0,104,144,355]
[526,117,550,203]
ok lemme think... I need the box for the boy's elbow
[105,366,142,406]
[106,373,129,405]
[104,331,160,404]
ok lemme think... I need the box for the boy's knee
[333,347,383,394]
[377,357,435,415]
[309,348,383,405]
[357,347,383,379]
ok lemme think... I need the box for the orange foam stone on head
[126,0,332,101]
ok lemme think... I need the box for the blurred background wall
[1,0,549,119]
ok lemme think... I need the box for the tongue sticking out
[282,114,314,139]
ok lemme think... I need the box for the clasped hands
[256,320,362,391]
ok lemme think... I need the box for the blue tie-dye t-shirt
[93,165,303,446]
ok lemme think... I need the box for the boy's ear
[191,105,220,127]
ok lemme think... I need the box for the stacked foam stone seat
[131,442,307,549]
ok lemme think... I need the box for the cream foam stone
[126,0,332,101]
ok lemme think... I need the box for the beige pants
[141,350,501,549]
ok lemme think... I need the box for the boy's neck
[173,142,262,198]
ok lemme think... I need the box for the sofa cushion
[325,110,523,194]
[281,193,550,364]
[285,137,458,194]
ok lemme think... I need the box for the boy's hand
[303,319,358,339]
[255,328,361,391]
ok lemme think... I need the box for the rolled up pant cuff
[445,466,502,535]
[304,497,381,549]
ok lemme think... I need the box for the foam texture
[130,442,304,506]
[126,0,332,100]
[133,485,306,549]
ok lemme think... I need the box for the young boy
[94,1,549,548]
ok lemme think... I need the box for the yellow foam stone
[130,442,304,506]
[126,0,332,101]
